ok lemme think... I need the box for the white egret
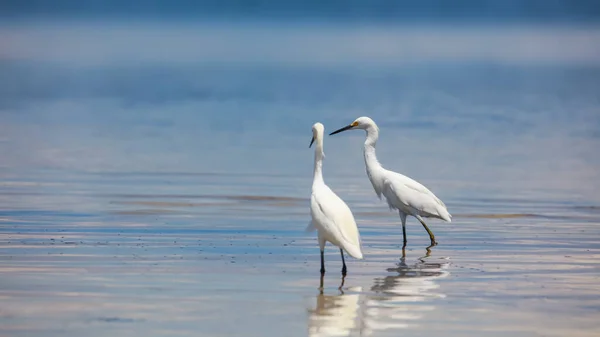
[308,122,363,276]
[329,117,451,247]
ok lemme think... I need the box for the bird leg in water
[422,247,433,259]
[338,274,346,291]
[399,212,407,246]
[319,274,325,292]
[417,217,437,246]
[320,250,325,275]
[340,248,347,276]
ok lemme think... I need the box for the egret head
[329,116,377,135]
[310,122,325,148]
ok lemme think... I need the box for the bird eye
[351,121,359,127]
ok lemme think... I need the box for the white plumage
[380,171,451,222]
[330,116,451,247]
[309,122,363,276]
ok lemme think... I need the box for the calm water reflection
[365,250,449,334]
[308,277,362,337]
[307,249,450,336]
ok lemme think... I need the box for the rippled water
[2,19,600,337]
[1,171,599,337]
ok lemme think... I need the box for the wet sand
[1,172,599,337]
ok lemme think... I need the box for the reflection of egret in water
[307,276,363,337]
[306,250,449,336]
[362,249,450,334]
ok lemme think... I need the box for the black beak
[309,136,315,148]
[329,124,354,136]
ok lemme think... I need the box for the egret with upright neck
[308,123,363,276]
[330,117,451,247]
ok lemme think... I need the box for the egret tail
[342,242,363,260]
[437,206,452,223]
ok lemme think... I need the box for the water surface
[1,21,600,337]
[1,170,599,337]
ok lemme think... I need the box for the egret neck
[363,125,384,197]
[312,137,325,187]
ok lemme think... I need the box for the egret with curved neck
[330,117,451,247]
[308,123,363,276]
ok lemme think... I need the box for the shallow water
[2,19,600,337]
[1,171,599,337]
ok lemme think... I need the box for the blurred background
[1,0,599,200]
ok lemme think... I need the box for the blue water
[1,20,600,336]
[3,0,600,23]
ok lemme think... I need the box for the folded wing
[311,186,363,259]
[382,171,452,222]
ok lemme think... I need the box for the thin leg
[399,212,407,246]
[340,248,347,276]
[319,273,324,292]
[424,246,433,257]
[339,274,346,291]
[318,233,326,274]
[320,250,325,275]
[416,215,437,246]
